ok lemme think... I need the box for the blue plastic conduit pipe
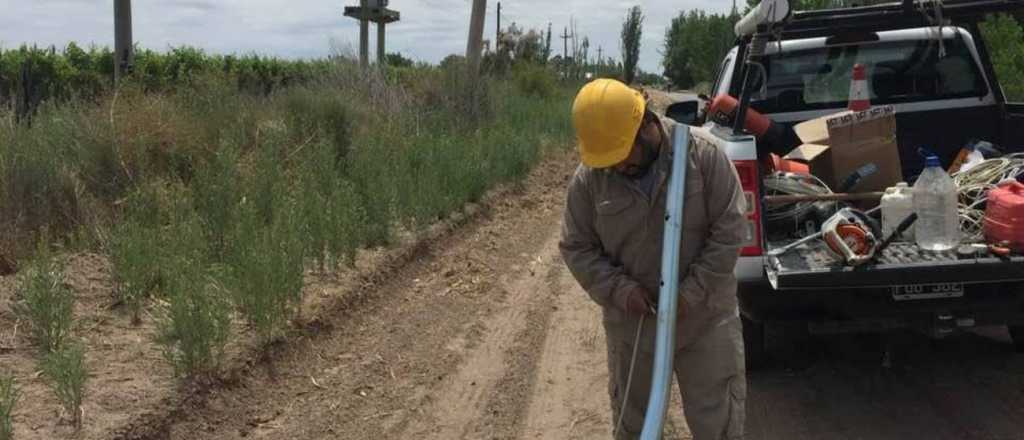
[640,123,690,439]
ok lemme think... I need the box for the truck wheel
[1010,326,1024,353]
[742,316,766,370]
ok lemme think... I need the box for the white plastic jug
[914,154,960,251]
[881,182,915,240]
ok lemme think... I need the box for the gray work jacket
[559,118,748,350]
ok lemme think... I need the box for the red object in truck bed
[770,154,810,174]
[984,181,1024,251]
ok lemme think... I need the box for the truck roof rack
[768,0,1024,40]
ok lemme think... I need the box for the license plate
[891,283,965,301]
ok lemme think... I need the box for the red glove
[615,284,654,316]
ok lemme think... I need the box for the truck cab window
[712,56,732,96]
[750,34,987,114]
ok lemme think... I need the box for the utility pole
[560,26,571,61]
[560,26,572,77]
[496,2,501,52]
[597,46,603,67]
[571,18,578,74]
[467,0,487,71]
[359,0,369,67]
[113,0,133,82]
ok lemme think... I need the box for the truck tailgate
[766,241,1024,290]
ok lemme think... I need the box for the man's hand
[615,285,655,316]
[647,295,689,322]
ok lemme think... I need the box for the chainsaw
[821,208,881,266]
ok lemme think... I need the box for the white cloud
[1,0,735,72]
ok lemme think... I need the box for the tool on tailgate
[768,207,882,262]
[864,212,918,266]
[821,208,881,266]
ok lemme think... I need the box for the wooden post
[466,0,487,71]
[114,0,133,82]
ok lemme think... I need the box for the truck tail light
[733,160,762,256]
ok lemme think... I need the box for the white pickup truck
[669,0,1024,365]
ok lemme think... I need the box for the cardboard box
[785,105,903,193]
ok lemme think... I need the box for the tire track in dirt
[519,268,610,439]
[395,233,562,439]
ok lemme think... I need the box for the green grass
[0,373,16,440]
[41,344,87,429]
[14,249,74,353]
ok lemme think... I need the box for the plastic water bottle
[913,154,960,251]
[881,182,915,240]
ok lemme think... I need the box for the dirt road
[118,152,1024,440]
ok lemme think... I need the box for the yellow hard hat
[572,79,646,168]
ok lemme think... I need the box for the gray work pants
[607,314,746,440]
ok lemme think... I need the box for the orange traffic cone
[848,64,870,112]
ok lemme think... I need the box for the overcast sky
[1,1,735,73]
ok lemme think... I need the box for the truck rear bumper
[738,281,1024,333]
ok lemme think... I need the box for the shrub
[123,192,232,377]
[405,64,494,128]
[156,262,232,377]
[227,199,305,347]
[15,249,74,353]
[109,220,155,323]
[295,139,366,270]
[190,145,242,259]
[513,63,557,98]
[0,373,16,440]
[41,344,87,429]
[110,182,198,323]
[0,113,83,243]
[281,88,354,169]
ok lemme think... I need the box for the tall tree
[662,10,738,89]
[662,12,694,88]
[621,6,644,84]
